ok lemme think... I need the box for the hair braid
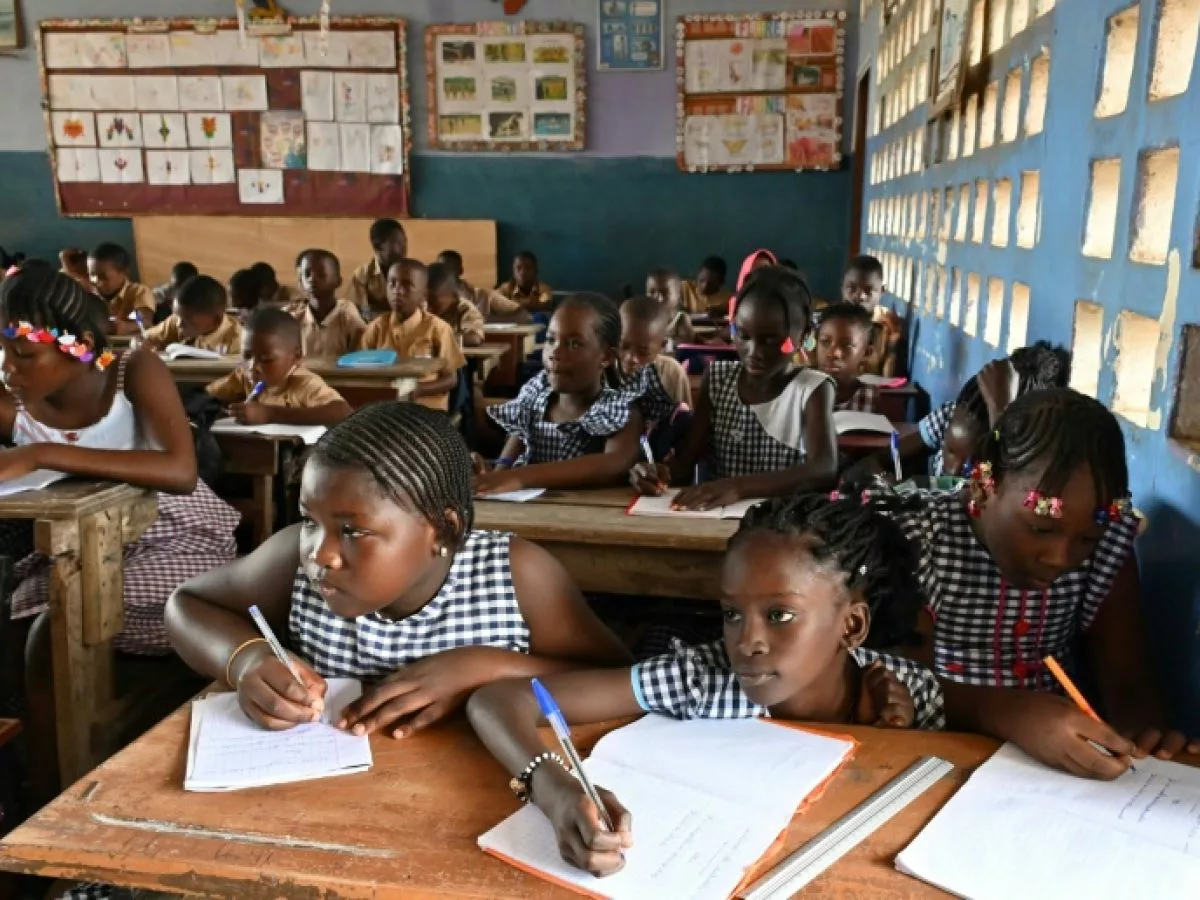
[954,341,1072,438]
[312,402,475,545]
[731,492,925,648]
[0,262,111,352]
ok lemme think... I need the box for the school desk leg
[253,474,275,547]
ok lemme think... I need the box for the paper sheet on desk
[833,411,896,435]
[0,469,68,498]
[161,343,225,360]
[896,742,1200,900]
[210,417,327,446]
[627,490,766,520]
[185,679,372,791]
[478,488,546,503]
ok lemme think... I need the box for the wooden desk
[0,482,157,784]
[463,343,510,382]
[483,324,541,390]
[475,488,734,599]
[213,433,304,547]
[839,421,920,454]
[0,706,998,898]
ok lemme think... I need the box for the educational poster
[677,11,846,173]
[426,21,587,152]
[932,0,971,114]
[597,0,664,71]
[38,17,411,218]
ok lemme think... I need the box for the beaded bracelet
[494,457,516,469]
[224,637,269,686]
[510,750,567,803]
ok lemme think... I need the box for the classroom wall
[0,0,856,297]
[860,0,1200,730]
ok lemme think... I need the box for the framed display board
[425,21,586,152]
[38,17,411,218]
[676,11,847,173]
[597,0,664,71]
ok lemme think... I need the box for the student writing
[142,274,241,353]
[165,402,631,737]
[467,492,944,877]
[631,266,837,510]
[427,261,485,347]
[151,261,199,321]
[88,242,156,335]
[290,248,366,359]
[436,249,494,315]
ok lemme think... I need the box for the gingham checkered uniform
[918,400,955,476]
[288,530,529,680]
[9,353,239,655]
[707,361,832,479]
[884,490,1140,690]
[631,639,945,730]
[835,383,879,413]
[488,366,671,465]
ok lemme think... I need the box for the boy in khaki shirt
[488,250,553,318]
[360,259,466,412]
[207,306,352,427]
[143,275,242,353]
[290,249,366,359]
[88,242,156,335]
[347,218,407,316]
[680,254,732,317]
[427,261,485,346]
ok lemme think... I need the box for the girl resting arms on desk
[878,388,1198,780]
[467,492,943,877]
[476,293,675,496]
[0,262,239,798]
[630,266,837,510]
[166,401,630,737]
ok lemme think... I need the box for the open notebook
[0,469,68,498]
[478,716,855,900]
[626,490,767,520]
[210,418,327,446]
[896,742,1200,899]
[833,410,896,435]
[185,679,372,792]
[161,344,226,360]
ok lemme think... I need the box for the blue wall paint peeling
[862,0,1200,731]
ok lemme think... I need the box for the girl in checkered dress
[166,401,629,736]
[814,303,880,413]
[478,293,675,495]
[631,266,838,511]
[882,388,1197,780]
[466,492,944,877]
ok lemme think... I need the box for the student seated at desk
[359,259,466,412]
[228,268,262,319]
[879,389,1197,780]
[151,260,199,321]
[645,268,693,347]
[814,303,878,412]
[57,248,93,294]
[437,248,491,312]
[476,294,675,495]
[290,248,366,359]
[680,255,731,317]
[0,264,238,797]
[207,306,352,428]
[142,274,242,353]
[427,261,485,347]
[88,242,156,336]
[165,402,631,737]
[250,261,303,309]
[841,255,902,377]
[631,267,837,510]
[468,492,944,875]
[348,218,408,317]
[490,250,553,318]
[619,295,691,408]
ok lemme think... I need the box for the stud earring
[436,544,448,558]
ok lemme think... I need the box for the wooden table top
[163,356,441,382]
[474,489,737,550]
[0,481,146,521]
[464,343,510,362]
[0,702,996,899]
[483,324,542,337]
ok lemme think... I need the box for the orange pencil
[1043,655,1135,771]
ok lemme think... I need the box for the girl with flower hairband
[0,262,238,804]
[873,387,1197,780]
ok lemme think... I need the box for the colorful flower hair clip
[829,490,844,501]
[95,350,115,371]
[56,333,95,364]
[1024,490,1064,519]
[965,460,995,518]
[1095,496,1137,526]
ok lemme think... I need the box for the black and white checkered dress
[631,639,945,730]
[918,400,955,476]
[884,490,1139,690]
[707,361,833,479]
[288,530,529,680]
[488,366,673,465]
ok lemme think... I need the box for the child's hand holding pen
[629,435,670,495]
[535,762,633,878]
[231,644,328,730]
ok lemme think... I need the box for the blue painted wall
[861,0,1200,731]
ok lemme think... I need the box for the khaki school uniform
[434,297,486,345]
[652,355,693,408]
[359,309,467,411]
[269,283,305,308]
[206,366,344,408]
[143,313,242,353]
[289,299,367,359]
[489,280,553,315]
[108,280,157,323]
[681,281,732,316]
[347,258,388,313]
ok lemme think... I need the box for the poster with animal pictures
[38,16,411,218]
[677,11,846,172]
[426,21,586,152]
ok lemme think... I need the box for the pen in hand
[532,678,614,831]
[248,604,312,701]
[1043,655,1135,772]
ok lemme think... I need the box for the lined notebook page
[210,418,328,446]
[185,679,372,792]
[897,742,1200,899]
[627,492,767,520]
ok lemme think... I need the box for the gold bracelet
[225,637,268,686]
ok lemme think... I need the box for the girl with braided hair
[883,387,1197,781]
[166,401,630,737]
[466,492,943,878]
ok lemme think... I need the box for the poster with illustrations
[932,0,970,114]
[426,21,586,152]
[597,0,664,71]
[38,16,411,217]
[677,11,846,173]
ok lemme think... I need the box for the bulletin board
[676,11,847,173]
[425,21,586,152]
[37,16,411,218]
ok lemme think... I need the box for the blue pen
[531,678,614,831]
[132,310,147,338]
[890,431,902,482]
[247,380,266,402]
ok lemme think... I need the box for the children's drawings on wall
[260,111,307,169]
